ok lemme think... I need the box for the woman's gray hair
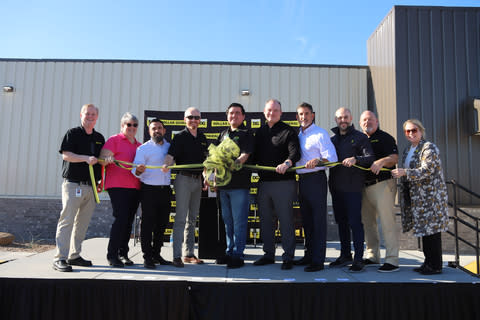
[120,112,138,126]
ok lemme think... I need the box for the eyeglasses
[404,128,418,134]
[125,123,138,128]
[186,115,201,120]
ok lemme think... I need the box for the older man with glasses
[163,107,208,267]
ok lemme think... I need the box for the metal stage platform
[1,238,478,320]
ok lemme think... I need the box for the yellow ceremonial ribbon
[88,164,100,204]
[99,158,204,170]
[91,159,391,201]
[244,161,392,172]
[99,158,392,173]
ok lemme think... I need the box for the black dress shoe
[413,264,426,273]
[227,257,244,269]
[108,257,125,268]
[152,255,172,265]
[253,256,275,266]
[215,255,231,265]
[67,256,93,267]
[172,258,184,268]
[329,256,353,268]
[119,256,134,266]
[304,264,325,272]
[293,256,312,266]
[419,264,442,275]
[53,260,73,272]
[281,260,294,270]
[348,261,365,273]
[144,259,156,269]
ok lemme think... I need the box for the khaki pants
[172,174,202,259]
[54,180,96,261]
[361,179,399,266]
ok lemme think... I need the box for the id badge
[75,187,82,198]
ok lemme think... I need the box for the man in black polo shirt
[53,103,105,272]
[163,107,208,267]
[253,99,301,270]
[216,103,254,269]
[359,110,400,272]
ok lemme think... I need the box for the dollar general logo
[211,120,230,127]
[251,174,260,183]
[205,132,220,140]
[161,119,186,126]
[284,120,300,127]
[251,119,261,128]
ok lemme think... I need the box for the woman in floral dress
[392,119,449,275]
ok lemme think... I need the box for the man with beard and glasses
[329,107,375,273]
[132,119,173,269]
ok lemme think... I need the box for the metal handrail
[446,180,480,277]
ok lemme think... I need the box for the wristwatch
[284,160,292,167]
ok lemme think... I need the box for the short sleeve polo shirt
[59,126,105,182]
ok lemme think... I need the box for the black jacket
[329,125,375,192]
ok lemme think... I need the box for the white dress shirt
[131,139,171,185]
[296,123,338,174]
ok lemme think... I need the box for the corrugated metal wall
[0,59,367,198]
[368,5,480,200]
[367,7,397,135]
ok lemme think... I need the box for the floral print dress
[398,139,449,237]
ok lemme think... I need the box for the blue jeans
[218,188,249,259]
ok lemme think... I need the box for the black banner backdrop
[143,110,304,244]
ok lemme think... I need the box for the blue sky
[2,0,479,66]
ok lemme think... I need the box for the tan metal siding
[367,8,397,136]
[1,60,367,197]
